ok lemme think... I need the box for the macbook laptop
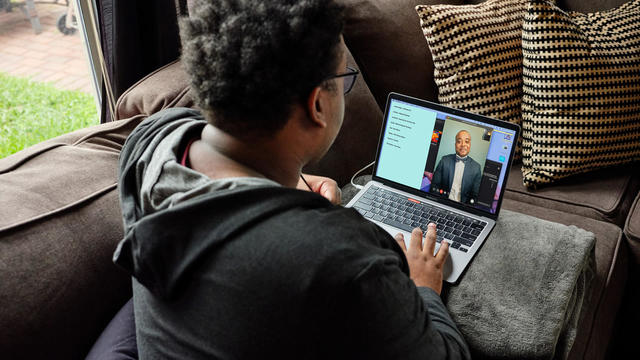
[346,93,520,283]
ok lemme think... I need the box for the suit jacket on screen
[431,154,482,204]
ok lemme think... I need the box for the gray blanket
[342,176,595,359]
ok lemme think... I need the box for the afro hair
[179,0,345,138]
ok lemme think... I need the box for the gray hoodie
[114,108,470,359]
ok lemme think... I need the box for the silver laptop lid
[372,93,521,220]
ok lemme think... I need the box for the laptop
[346,93,520,283]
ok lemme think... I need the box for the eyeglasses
[326,66,360,95]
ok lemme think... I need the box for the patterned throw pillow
[521,0,640,188]
[416,0,533,160]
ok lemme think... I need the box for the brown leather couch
[1,0,638,359]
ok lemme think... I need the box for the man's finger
[394,233,407,253]
[424,223,437,255]
[321,181,341,205]
[435,240,450,264]
[409,227,423,251]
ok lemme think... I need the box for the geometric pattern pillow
[521,0,640,188]
[416,0,535,161]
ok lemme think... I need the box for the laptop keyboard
[352,186,487,253]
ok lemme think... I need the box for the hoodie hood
[113,108,330,299]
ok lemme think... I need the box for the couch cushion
[506,163,640,226]
[625,192,640,262]
[0,117,142,359]
[521,0,640,188]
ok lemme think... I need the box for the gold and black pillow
[416,0,533,160]
[521,0,640,188]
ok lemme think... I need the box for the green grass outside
[0,72,98,159]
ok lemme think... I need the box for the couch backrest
[114,0,630,186]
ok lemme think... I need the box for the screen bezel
[371,92,521,220]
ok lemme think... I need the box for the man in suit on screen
[431,130,482,204]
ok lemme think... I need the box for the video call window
[421,117,491,201]
[376,99,514,214]
[419,115,512,214]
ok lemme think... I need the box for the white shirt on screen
[448,158,466,202]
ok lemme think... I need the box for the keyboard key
[373,214,384,222]
[453,236,474,247]
[451,242,461,249]
[460,232,475,240]
[354,203,372,212]
[382,217,414,233]
[459,247,468,253]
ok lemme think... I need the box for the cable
[299,174,313,191]
[350,161,375,190]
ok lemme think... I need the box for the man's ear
[306,86,328,128]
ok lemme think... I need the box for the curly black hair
[179,0,345,138]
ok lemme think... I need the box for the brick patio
[0,2,93,94]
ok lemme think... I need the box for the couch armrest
[625,192,640,262]
[0,118,142,359]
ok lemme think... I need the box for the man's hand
[394,223,449,295]
[297,173,341,205]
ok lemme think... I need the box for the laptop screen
[374,94,519,216]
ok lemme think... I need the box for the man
[113,1,470,359]
[431,130,482,204]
